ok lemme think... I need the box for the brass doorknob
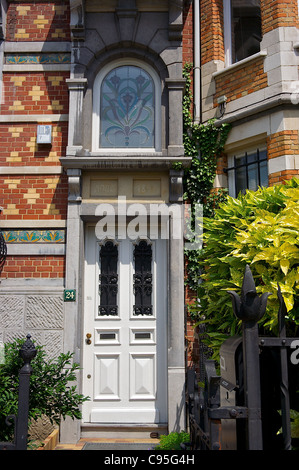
[86,333,92,345]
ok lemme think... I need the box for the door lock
[86,333,92,345]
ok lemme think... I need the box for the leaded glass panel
[99,241,118,316]
[133,240,153,316]
[100,65,155,148]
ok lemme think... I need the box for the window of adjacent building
[226,148,268,197]
[224,0,262,65]
[93,60,161,152]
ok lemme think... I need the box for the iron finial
[228,265,271,322]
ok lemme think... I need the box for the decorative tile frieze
[3,230,66,244]
[5,53,71,64]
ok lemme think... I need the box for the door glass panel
[98,241,118,316]
[133,240,153,316]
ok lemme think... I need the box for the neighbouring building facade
[0,0,298,445]
[198,0,299,194]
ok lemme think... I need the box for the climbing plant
[182,63,231,291]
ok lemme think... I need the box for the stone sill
[60,155,191,170]
[212,50,268,79]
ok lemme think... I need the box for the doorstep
[54,437,160,451]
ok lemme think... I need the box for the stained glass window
[100,65,155,148]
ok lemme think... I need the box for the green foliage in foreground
[191,178,299,358]
[0,339,89,443]
[155,431,190,450]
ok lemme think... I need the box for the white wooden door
[82,226,168,424]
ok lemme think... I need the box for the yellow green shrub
[194,178,299,356]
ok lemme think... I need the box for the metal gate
[186,266,299,450]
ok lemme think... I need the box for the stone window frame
[92,58,162,153]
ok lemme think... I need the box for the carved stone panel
[26,295,64,330]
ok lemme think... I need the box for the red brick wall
[6,1,70,42]
[0,122,68,167]
[214,56,268,106]
[2,2,70,283]
[183,1,193,65]
[201,0,224,65]
[267,130,299,185]
[2,256,65,278]
[0,175,68,220]
[2,72,69,115]
[262,0,299,34]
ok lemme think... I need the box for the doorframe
[60,176,186,443]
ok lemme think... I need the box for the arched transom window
[93,61,161,152]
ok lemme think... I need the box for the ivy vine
[182,63,231,292]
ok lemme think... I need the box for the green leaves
[182,63,231,209]
[0,339,89,443]
[182,64,231,293]
[155,431,190,450]
[194,178,299,358]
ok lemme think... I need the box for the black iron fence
[0,335,36,450]
[186,266,299,450]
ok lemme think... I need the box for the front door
[82,225,168,424]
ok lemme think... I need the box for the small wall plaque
[37,125,52,144]
[64,289,76,302]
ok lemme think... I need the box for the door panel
[82,225,167,425]
[130,353,156,399]
[94,354,120,400]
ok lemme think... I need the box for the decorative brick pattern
[6,1,70,42]
[2,73,69,115]
[0,122,68,166]
[0,175,68,220]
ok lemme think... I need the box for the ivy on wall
[181,63,231,292]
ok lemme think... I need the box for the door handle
[86,333,92,345]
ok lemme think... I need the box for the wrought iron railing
[0,335,36,451]
[186,266,298,450]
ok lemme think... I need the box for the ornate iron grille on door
[99,241,118,316]
[133,240,153,316]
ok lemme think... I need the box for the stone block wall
[0,290,64,359]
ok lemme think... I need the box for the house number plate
[64,289,76,302]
